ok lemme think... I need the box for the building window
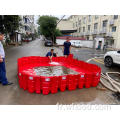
[83,17,86,24]
[24,18,27,23]
[83,27,85,32]
[95,15,98,19]
[76,22,77,27]
[112,26,116,32]
[87,36,89,40]
[73,23,74,28]
[88,25,91,31]
[79,27,81,32]
[114,15,118,19]
[94,23,98,29]
[88,15,91,22]
[78,20,81,25]
[25,26,27,31]
[102,20,108,27]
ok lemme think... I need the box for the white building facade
[68,15,120,49]
[20,15,35,35]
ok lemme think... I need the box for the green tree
[38,26,41,35]
[55,29,62,36]
[38,15,62,43]
[0,15,21,44]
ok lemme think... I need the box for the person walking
[63,37,71,57]
[0,34,13,85]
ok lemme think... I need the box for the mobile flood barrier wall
[18,55,101,95]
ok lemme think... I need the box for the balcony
[85,31,91,35]
[106,32,112,37]
[100,27,107,34]
[109,20,114,25]
[80,32,85,36]
[92,30,98,35]
[23,23,30,27]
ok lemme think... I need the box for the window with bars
[76,22,77,27]
[78,20,81,25]
[95,15,99,19]
[112,26,116,32]
[94,23,98,29]
[79,27,81,32]
[88,25,91,31]
[87,36,89,40]
[88,15,91,22]
[24,18,27,23]
[102,20,108,27]
[83,17,86,24]
[114,15,118,19]
[83,27,85,32]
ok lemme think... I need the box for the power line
[57,15,66,25]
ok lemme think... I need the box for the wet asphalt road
[0,39,120,105]
[71,48,120,73]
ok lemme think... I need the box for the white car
[104,50,120,67]
[75,43,83,48]
[73,42,83,48]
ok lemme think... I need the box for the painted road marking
[93,58,104,64]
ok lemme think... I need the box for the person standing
[0,34,13,85]
[63,37,71,57]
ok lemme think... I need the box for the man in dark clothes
[63,37,71,57]
[46,49,57,62]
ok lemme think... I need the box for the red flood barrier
[18,54,101,95]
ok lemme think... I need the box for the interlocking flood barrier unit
[18,55,101,95]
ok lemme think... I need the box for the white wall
[56,39,94,48]
[18,34,21,42]
[94,38,104,49]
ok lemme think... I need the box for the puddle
[34,66,79,76]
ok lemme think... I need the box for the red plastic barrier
[32,76,41,94]
[67,75,77,91]
[28,76,35,93]
[18,72,22,88]
[17,56,101,95]
[22,72,28,90]
[59,76,67,92]
[41,77,51,95]
[78,74,85,89]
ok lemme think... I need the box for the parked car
[75,43,83,48]
[104,50,120,67]
[44,38,53,47]
[72,42,83,48]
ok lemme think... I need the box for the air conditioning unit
[109,20,114,25]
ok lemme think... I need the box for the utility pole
[53,15,66,44]
[57,15,66,25]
